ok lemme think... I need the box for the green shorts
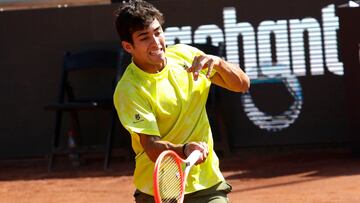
[134,181,232,203]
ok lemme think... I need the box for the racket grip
[186,150,202,166]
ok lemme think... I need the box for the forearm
[213,57,250,92]
[139,133,185,162]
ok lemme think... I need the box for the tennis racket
[153,149,201,203]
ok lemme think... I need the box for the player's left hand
[187,54,220,81]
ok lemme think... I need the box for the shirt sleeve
[114,84,160,137]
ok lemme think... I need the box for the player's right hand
[184,141,209,164]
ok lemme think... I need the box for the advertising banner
[150,0,350,148]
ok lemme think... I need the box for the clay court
[1,148,360,203]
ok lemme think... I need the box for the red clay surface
[1,149,360,203]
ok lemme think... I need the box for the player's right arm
[139,133,208,164]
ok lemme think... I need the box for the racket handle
[186,150,201,167]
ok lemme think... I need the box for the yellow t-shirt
[113,44,224,195]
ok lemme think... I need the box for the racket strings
[158,155,183,203]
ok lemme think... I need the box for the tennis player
[113,0,250,202]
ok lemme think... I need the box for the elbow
[233,74,250,93]
[140,135,160,163]
[144,147,159,163]
[145,145,160,163]
[242,75,251,92]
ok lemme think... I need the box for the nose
[150,35,161,45]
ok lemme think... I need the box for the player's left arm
[187,54,250,92]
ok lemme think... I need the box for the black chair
[190,42,231,157]
[45,47,127,171]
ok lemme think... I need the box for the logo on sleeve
[133,113,144,123]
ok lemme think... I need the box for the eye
[155,30,163,36]
[140,37,148,41]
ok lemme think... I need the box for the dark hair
[114,0,164,44]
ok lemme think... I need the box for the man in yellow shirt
[113,0,250,202]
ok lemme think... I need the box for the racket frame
[153,150,185,203]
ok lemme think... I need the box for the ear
[121,41,133,54]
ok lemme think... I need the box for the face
[122,19,166,73]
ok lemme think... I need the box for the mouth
[149,48,164,56]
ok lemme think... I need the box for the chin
[150,56,165,63]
